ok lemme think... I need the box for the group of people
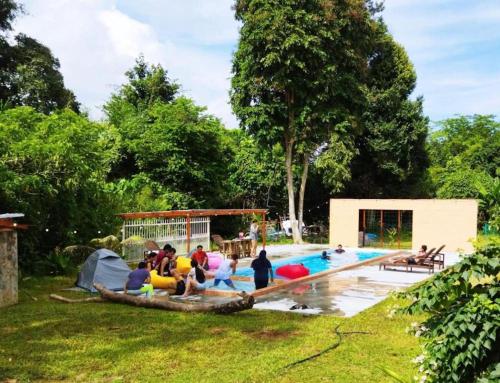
[125,242,276,299]
[124,243,243,299]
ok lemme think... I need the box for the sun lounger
[379,247,437,274]
[432,245,446,269]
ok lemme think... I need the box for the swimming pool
[234,250,387,278]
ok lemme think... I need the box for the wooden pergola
[117,209,268,257]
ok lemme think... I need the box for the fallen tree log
[50,294,104,303]
[94,283,255,314]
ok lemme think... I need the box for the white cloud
[12,0,499,126]
[14,0,239,127]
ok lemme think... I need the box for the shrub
[398,245,499,383]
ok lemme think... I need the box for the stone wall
[0,230,18,307]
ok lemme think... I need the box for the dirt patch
[244,329,299,340]
[209,327,226,335]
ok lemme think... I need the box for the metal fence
[122,216,210,260]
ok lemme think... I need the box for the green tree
[0,1,79,113]
[8,34,79,113]
[427,115,499,225]
[345,25,429,197]
[226,130,286,211]
[231,0,375,243]
[105,58,232,208]
[0,107,119,269]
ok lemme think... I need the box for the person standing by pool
[251,250,273,289]
[249,219,259,257]
[211,253,239,289]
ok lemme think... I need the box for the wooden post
[0,230,18,307]
[397,210,401,249]
[262,212,267,249]
[362,209,366,247]
[186,215,191,254]
[380,210,384,248]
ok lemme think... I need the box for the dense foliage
[0,4,78,113]
[0,107,119,269]
[427,115,500,227]
[399,244,500,383]
[346,26,429,198]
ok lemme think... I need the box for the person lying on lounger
[389,245,428,264]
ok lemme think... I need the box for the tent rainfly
[77,249,131,292]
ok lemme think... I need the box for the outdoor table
[228,239,251,258]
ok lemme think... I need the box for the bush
[398,245,500,383]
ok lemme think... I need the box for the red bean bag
[276,264,310,279]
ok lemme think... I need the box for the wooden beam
[117,209,268,220]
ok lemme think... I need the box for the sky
[13,0,500,128]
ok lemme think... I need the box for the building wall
[329,199,478,253]
[0,230,18,307]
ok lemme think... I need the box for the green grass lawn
[1,276,425,383]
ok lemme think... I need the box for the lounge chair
[432,245,446,269]
[379,247,437,274]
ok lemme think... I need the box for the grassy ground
[0,276,425,383]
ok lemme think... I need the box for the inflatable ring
[207,252,222,270]
[175,256,192,274]
[150,270,177,289]
[276,264,310,279]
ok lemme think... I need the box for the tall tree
[105,58,232,209]
[345,25,429,197]
[231,0,374,243]
[0,1,79,113]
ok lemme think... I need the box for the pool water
[234,250,385,279]
[206,280,256,292]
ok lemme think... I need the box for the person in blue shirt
[251,250,273,289]
[124,261,154,299]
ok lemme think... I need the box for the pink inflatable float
[207,252,222,270]
[276,264,310,279]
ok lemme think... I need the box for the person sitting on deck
[181,259,208,297]
[334,244,345,254]
[154,244,172,271]
[124,261,154,299]
[251,250,273,289]
[191,245,209,270]
[209,253,239,289]
[389,245,428,264]
[321,250,330,260]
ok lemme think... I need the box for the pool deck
[179,244,461,316]
[251,251,460,316]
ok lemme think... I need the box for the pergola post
[186,215,191,254]
[262,212,267,249]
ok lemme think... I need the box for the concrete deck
[252,252,460,316]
